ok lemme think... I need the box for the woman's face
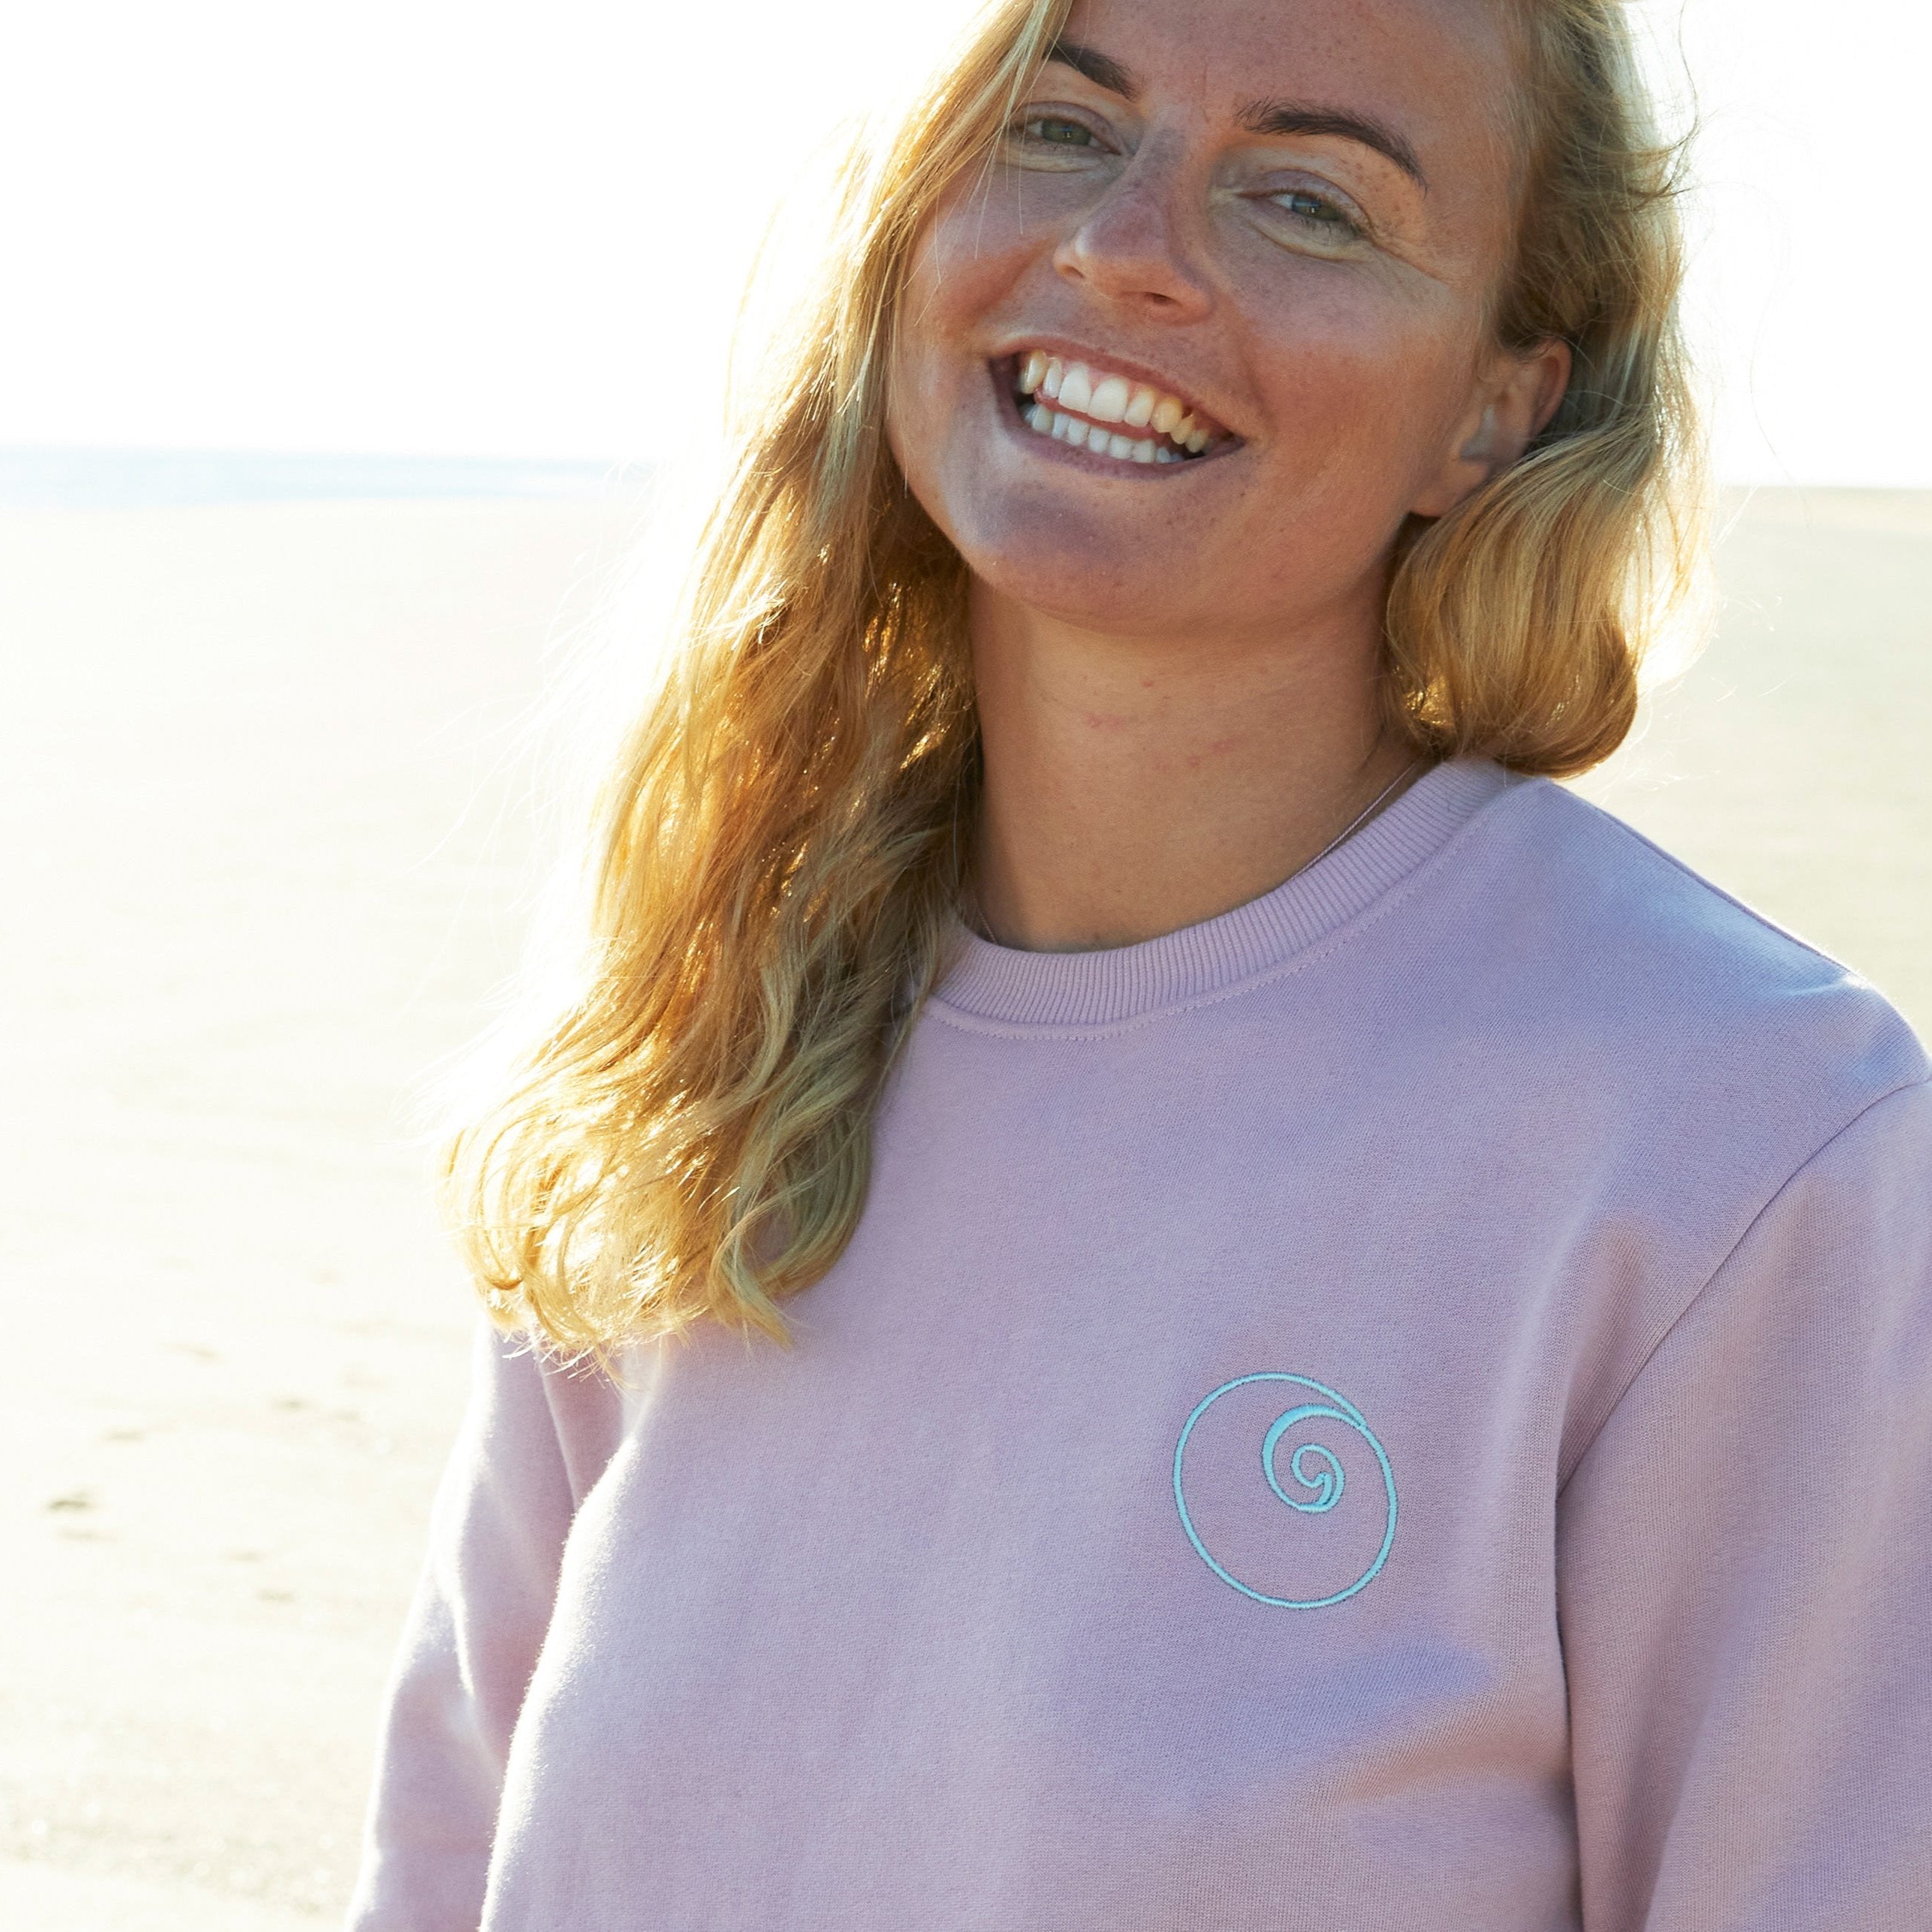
[886,0,1556,644]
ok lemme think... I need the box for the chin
[963,525,1199,636]
[932,473,1204,635]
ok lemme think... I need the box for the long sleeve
[346,1322,623,1932]
[1557,1077,1932,1931]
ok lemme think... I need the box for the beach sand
[1,489,1927,1928]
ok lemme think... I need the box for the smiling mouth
[1003,351,1230,468]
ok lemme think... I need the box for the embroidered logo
[1173,1372,1398,1609]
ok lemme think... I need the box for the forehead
[1056,0,1522,163]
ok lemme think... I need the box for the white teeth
[1089,375,1131,424]
[1020,370,1213,473]
[1012,353,1219,456]
[1057,364,1094,415]
[1027,423,1170,467]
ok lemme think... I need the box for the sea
[0,446,648,510]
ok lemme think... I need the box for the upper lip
[994,337,1238,442]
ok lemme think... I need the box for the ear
[1408,338,1572,519]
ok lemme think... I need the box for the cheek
[896,189,1037,370]
[886,204,1037,522]
[1246,284,1481,503]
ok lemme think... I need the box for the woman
[348,0,1932,1926]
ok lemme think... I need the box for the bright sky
[4,1,1924,486]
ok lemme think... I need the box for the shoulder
[1419,778,1931,1473]
[1387,772,1931,1247]
[1446,772,1928,1106]
[465,1321,633,1511]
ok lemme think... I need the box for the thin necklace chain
[1293,756,1424,881]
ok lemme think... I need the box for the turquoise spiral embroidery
[1173,1372,1398,1610]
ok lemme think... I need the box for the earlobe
[1481,339,1573,471]
[1459,401,1505,469]
[1407,401,1502,521]
[1407,339,1572,522]
[1524,338,1574,441]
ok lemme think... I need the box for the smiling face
[885,0,1562,646]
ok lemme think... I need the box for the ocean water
[0,446,646,509]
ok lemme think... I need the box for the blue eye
[1275,189,1357,234]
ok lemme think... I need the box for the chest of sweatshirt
[494,987,1654,1925]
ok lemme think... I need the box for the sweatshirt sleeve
[1556,1077,1932,1932]
[346,1321,623,1932]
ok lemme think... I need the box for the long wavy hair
[446,0,1704,1355]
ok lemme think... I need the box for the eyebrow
[1236,101,1427,189]
[1045,38,1140,100]
[1045,38,1428,192]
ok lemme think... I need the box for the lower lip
[991,364,1224,477]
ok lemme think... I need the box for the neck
[965,581,1419,952]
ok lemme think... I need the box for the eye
[1001,107,1112,166]
[1241,177,1372,256]
[1271,189,1360,237]
[1022,114,1098,148]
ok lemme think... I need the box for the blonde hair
[447,0,1703,1354]
[1385,0,1704,772]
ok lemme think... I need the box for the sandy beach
[2,488,1928,1928]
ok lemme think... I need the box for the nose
[1051,150,1212,320]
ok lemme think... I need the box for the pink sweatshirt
[348,759,1932,1931]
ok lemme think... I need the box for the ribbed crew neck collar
[930,757,1517,1030]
